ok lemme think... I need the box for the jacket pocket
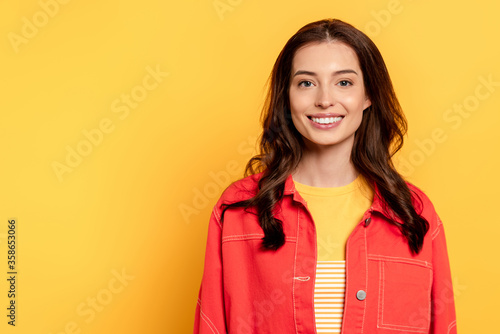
[369,254,433,333]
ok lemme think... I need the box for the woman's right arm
[194,205,227,334]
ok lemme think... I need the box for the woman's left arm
[430,215,457,334]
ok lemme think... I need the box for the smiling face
[288,41,371,152]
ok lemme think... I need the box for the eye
[298,80,313,88]
[338,80,352,87]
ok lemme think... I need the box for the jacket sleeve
[430,214,457,334]
[194,205,227,334]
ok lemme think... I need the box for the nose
[315,86,335,108]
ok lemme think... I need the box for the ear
[363,95,372,111]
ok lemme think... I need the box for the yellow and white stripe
[314,261,345,333]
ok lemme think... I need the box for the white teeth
[311,116,342,124]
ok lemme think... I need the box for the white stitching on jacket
[197,299,220,334]
[213,206,222,230]
[361,227,368,333]
[293,276,310,281]
[375,262,431,332]
[292,206,300,333]
[367,254,433,269]
[448,320,457,333]
[431,215,443,240]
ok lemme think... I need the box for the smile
[308,116,343,124]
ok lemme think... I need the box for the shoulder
[405,181,441,227]
[406,181,434,209]
[406,181,433,206]
[214,171,263,208]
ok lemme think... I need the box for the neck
[292,140,358,187]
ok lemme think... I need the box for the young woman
[194,18,457,334]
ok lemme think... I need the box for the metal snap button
[356,290,367,301]
[364,218,371,226]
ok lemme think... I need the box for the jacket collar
[283,173,401,224]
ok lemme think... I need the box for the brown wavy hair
[220,18,429,254]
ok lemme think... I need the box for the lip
[307,114,344,129]
[307,113,345,118]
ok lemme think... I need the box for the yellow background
[0,0,498,333]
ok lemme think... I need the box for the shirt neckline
[292,175,363,197]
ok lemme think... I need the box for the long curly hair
[220,18,429,254]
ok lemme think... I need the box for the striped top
[314,261,346,333]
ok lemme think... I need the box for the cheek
[341,93,359,105]
[289,94,302,117]
[289,93,309,116]
[290,108,302,130]
[289,101,306,131]
[343,92,368,112]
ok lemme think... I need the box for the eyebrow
[292,69,358,77]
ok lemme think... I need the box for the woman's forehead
[291,41,362,73]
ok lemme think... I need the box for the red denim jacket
[194,172,457,333]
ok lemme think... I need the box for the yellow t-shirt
[293,174,374,333]
[293,174,374,261]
